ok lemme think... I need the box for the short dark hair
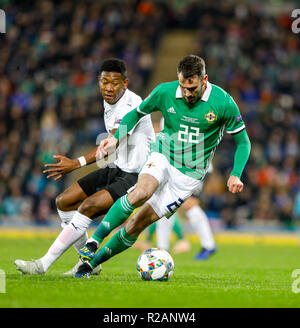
[99,58,127,79]
[177,55,206,79]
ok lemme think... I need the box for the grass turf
[0,236,300,308]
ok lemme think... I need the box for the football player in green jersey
[74,54,251,278]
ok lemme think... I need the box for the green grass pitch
[1,236,300,308]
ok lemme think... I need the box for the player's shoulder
[158,80,179,91]
[210,83,231,102]
[125,89,143,105]
[151,81,179,97]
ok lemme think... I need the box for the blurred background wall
[0,0,299,231]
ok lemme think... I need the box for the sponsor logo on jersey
[205,111,217,123]
[167,107,176,114]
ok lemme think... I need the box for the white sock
[57,208,88,253]
[156,216,175,251]
[40,212,92,272]
[186,206,216,250]
[57,209,76,228]
[73,232,89,252]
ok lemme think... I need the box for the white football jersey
[103,89,155,173]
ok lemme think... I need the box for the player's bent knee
[55,193,65,211]
[128,188,153,207]
[77,200,88,215]
[77,198,98,217]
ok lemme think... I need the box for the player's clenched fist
[227,175,244,194]
[96,137,118,160]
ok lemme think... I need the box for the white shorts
[139,152,202,218]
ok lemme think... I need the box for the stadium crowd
[0,0,299,229]
[0,0,165,224]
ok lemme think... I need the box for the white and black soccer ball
[136,248,174,281]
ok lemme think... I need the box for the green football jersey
[137,81,245,180]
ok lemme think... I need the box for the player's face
[178,73,208,104]
[98,71,129,104]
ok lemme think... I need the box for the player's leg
[182,196,216,260]
[37,167,140,273]
[14,181,88,275]
[57,171,115,274]
[156,216,175,251]
[55,168,110,238]
[56,182,88,212]
[42,170,113,272]
[74,159,202,278]
[83,152,168,251]
[38,189,114,272]
[14,189,114,275]
[74,203,160,278]
[55,182,87,229]
[55,182,90,255]
[15,169,116,274]
[79,172,159,261]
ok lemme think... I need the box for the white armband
[77,156,87,167]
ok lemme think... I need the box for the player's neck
[200,83,207,99]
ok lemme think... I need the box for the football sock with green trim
[90,227,138,267]
[92,195,136,245]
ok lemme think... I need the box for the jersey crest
[146,162,156,168]
[205,111,217,123]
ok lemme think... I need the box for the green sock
[90,227,138,267]
[147,223,156,242]
[92,195,136,244]
[173,213,184,240]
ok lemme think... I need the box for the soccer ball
[136,248,174,281]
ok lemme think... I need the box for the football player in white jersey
[14,59,155,275]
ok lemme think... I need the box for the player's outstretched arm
[227,129,251,194]
[43,147,98,181]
